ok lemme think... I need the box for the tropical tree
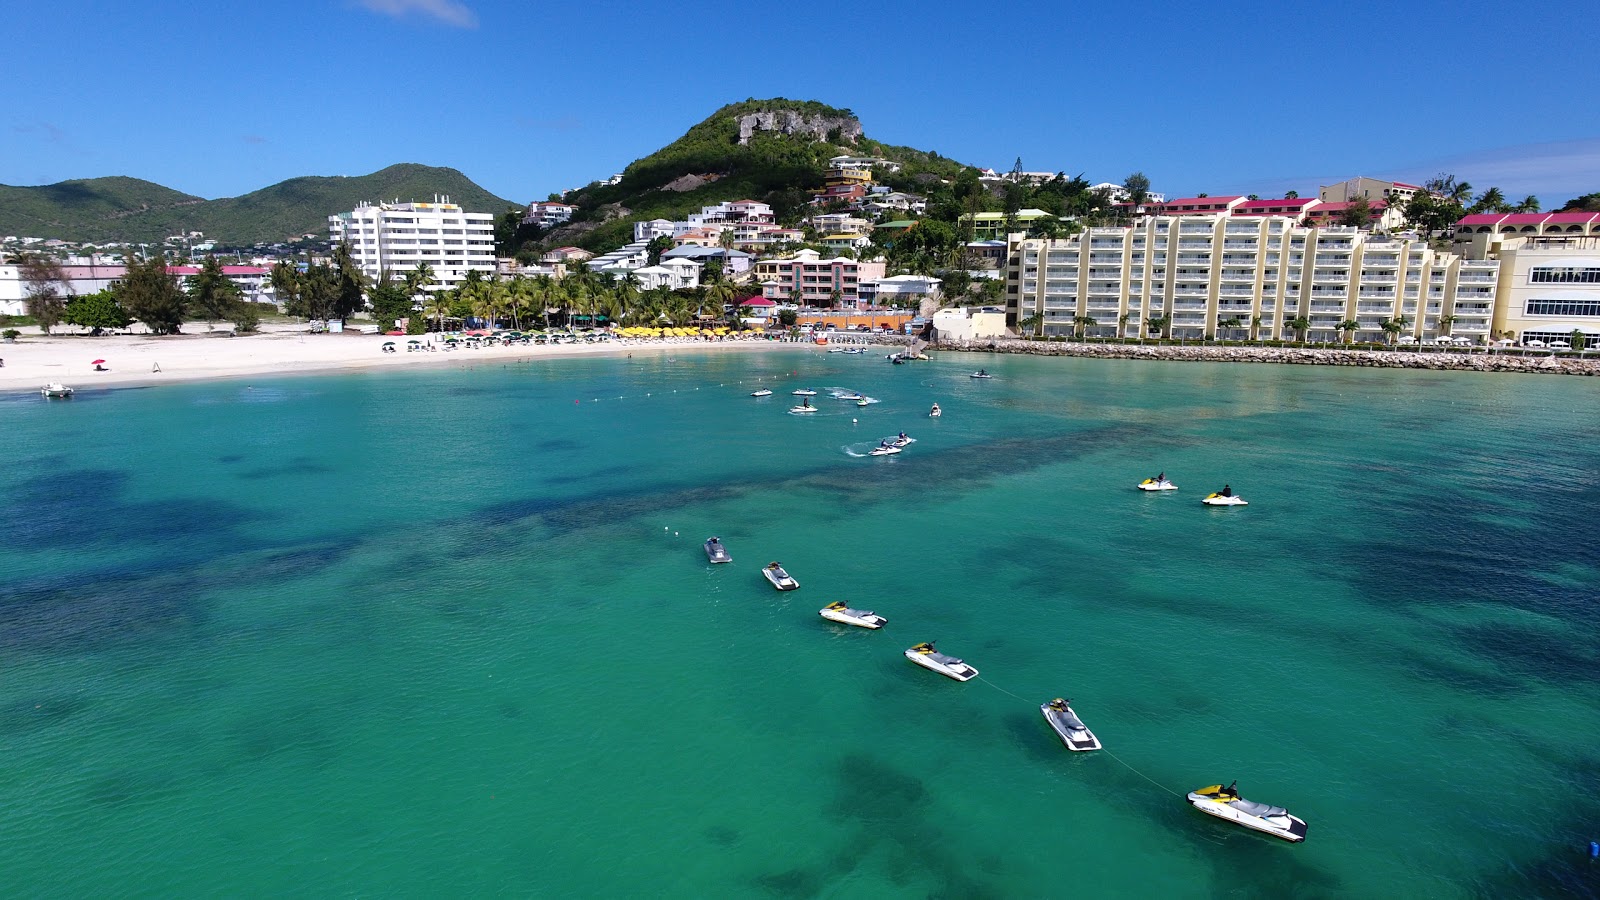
[1217,316,1244,340]
[429,289,454,334]
[269,260,301,313]
[1072,314,1098,338]
[1470,187,1508,214]
[1571,329,1586,353]
[1123,172,1151,222]
[1285,190,1299,199]
[1287,316,1312,342]
[1019,314,1042,337]
[1513,195,1541,214]
[1336,319,1361,343]
[61,289,131,334]
[329,241,368,322]
[1339,196,1372,228]
[115,251,187,334]
[367,270,412,332]
[1145,314,1170,338]
[1117,312,1132,338]
[188,256,242,324]
[18,252,70,332]
[1249,315,1263,341]
[1438,313,1458,336]
[1379,317,1406,345]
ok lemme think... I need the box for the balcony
[1356,303,1394,314]
[1177,240,1214,250]
[1363,256,1400,268]
[1220,270,1255,282]
[1309,302,1347,313]
[1357,291,1396,300]
[1222,240,1259,250]
[1173,301,1208,311]
[1176,257,1212,267]
[1313,274,1350,284]
[1457,274,1496,284]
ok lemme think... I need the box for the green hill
[0,164,519,245]
[549,99,976,252]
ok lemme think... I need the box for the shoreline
[931,338,1600,376]
[0,327,814,395]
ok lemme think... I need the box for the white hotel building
[328,200,496,292]
[1006,215,1498,343]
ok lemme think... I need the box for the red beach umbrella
[91,359,106,364]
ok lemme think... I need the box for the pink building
[752,250,886,307]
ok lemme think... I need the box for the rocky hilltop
[736,110,861,145]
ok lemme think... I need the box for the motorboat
[929,404,941,418]
[1040,698,1101,751]
[789,404,817,414]
[751,389,773,397]
[1186,782,1307,843]
[1201,491,1248,507]
[1138,477,1178,492]
[762,562,799,591]
[904,642,978,681]
[819,601,886,629]
[704,536,732,564]
[792,389,817,396]
[40,383,74,398]
[969,370,993,379]
[868,444,901,456]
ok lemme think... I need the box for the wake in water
[843,435,915,457]
[826,387,879,404]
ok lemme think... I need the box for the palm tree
[1287,316,1311,342]
[1336,319,1361,344]
[1249,315,1263,342]
[1072,314,1097,338]
[1513,195,1541,214]
[1379,318,1402,345]
[1438,313,1458,337]
[1471,187,1507,214]
[429,290,453,335]
[1145,315,1170,339]
[1019,314,1042,337]
[1117,313,1132,339]
[1217,316,1244,340]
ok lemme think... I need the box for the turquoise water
[3,350,1598,898]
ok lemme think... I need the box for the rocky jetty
[928,339,1600,376]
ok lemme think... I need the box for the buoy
[852,418,857,424]
[674,532,678,536]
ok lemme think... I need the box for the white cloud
[1393,138,1600,203]
[356,0,478,28]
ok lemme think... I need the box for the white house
[858,274,941,306]
[932,306,1008,341]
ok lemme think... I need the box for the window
[1524,299,1600,317]
[1529,266,1600,284]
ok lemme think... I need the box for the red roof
[739,297,776,306]
[1545,212,1600,223]
[221,265,268,275]
[1455,213,1508,226]
[166,266,201,275]
[1159,196,1244,207]
[1232,198,1317,212]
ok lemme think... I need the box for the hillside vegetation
[548,99,975,252]
[0,164,519,245]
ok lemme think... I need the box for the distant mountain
[0,164,520,245]
[545,99,974,252]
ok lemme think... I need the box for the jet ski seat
[1230,800,1287,818]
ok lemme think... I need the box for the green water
[3,351,1598,898]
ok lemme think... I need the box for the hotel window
[1529,266,1600,284]
[1525,299,1600,317]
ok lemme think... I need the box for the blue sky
[5,0,1598,208]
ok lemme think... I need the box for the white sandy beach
[0,325,805,394]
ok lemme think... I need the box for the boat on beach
[704,536,731,564]
[819,601,886,629]
[904,642,978,681]
[762,562,799,591]
[1186,782,1307,842]
[1040,698,1101,751]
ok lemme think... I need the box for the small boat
[969,370,993,379]
[856,398,870,407]
[792,389,817,396]
[789,404,817,414]
[1186,782,1307,843]
[835,391,864,401]
[1138,477,1178,492]
[904,642,978,681]
[41,383,75,398]
[819,601,886,629]
[868,444,901,456]
[762,562,799,591]
[1040,698,1101,751]
[704,536,732,564]
[1202,491,1248,507]
[751,389,773,397]
[929,404,941,418]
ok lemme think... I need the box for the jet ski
[868,444,902,456]
[904,642,978,681]
[1040,698,1101,751]
[970,370,993,379]
[750,389,773,397]
[819,601,886,629]
[1201,491,1248,507]
[890,434,914,448]
[929,404,941,418]
[1186,782,1307,843]
[703,536,732,564]
[789,403,817,414]
[792,389,817,396]
[762,562,799,591]
[835,391,864,401]
[1138,477,1178,492]
[856,398,870,407]
[891,357,905,365]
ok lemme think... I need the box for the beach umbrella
[92,358,106,364]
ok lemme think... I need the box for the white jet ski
[835,391,864,401]
[969,370,993,379]
[703,536,732,564]
[1040,698,1101,751]
[1201,490,1247,507]
[868,444,901,456]
[792,389,817,396]
[1186,782,1307,843]
[819,601,886,629]
[890,434,914,448]
[929,404,941,418]
[790,403,817,414]
[904,642,978,681]
[762,562,799,591]
[751,389,773,397]
[1138,477,1178,492]
[856,398,870,407]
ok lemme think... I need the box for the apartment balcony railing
[1358,290,1396,300]
[1222,240,1259,249]
[1309,302,1347,313]
[1173,301,1209,311]
[1313,274,1350,285]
